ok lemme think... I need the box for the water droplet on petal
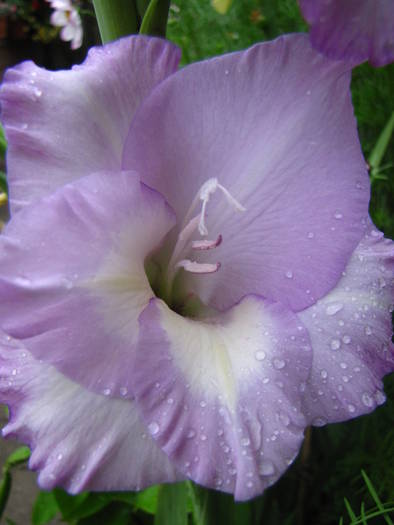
[361,392,374,407]
[148,422,160,435]
[330,339,341,350]
[364,326,372,335]
[285,270,293,279]
[307,232,314,239]
[334,211,343,219]
[187,429,196,439]
[273,358,286,370]
[325,303,343,316]
[342,335,351,344]
[255,350,266,361]
[120,386,128,396]
[312,417,326,427]
[259,461,275,476]
[279,412,290,426]
[320,369,328,379]
[375,391,386,405]
[347,404,356,413]
[241,437,250,446]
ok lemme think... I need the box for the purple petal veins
[0,33,392,500]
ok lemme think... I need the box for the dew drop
[361,392,374,407]
[334,211,343,219]
[375,391,386,405]
[246,480,253,488]
[320,369,328,379]
[312,417,326,427]
[255,350,266,361]
[342,335,351,344]
[102,388,111,396]
[279,412,290,426]
[187,429,196,439]
[330,339,341,350]
[273,358,286,370]
[364,326,372,335]
[148,422,160,435]
[120,386,128,396]
[241,437,250,447]
[200,434,207,441]
[57,453,63,461]
[339,362,348,369]
[285,270,293,279]
[199,400,207,408]
[347,404,355,413]
[259,461,275,476]
[325,303,343,316]
[307,232,314,239]
[262,377,270,384]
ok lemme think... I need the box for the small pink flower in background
[299,0,394,67]
[47,0,82,50]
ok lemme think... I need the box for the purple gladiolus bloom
[0,34,393,501]
[299,0,394,67]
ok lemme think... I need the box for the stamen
[176,259,221,274]
[179,215,201,242]
[192,235,222,251]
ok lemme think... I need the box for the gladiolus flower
[299,0,394,67]
[0,34,392,500]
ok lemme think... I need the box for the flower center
[153,178,245,313]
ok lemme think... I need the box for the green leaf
[361,470,394,525]
[0,122,7,159]
[155,483,188,525]
[359,501,368,525]
[369,112,394,177]
[92,0,139,43]
[133,485,159,514]
[0,470,11,521]
[187,482,251,525]
[139,0,171,37]
[5,446,30,468]
[0,172,8,195]
[344,497,357,521]
[32,491,59,525]
[136,0,150,19]
[76,502,134,525]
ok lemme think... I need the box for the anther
[176,259,221,274]
[191,235,222,251]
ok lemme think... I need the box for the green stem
[139,0,171,37]
[92,0,139,43]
